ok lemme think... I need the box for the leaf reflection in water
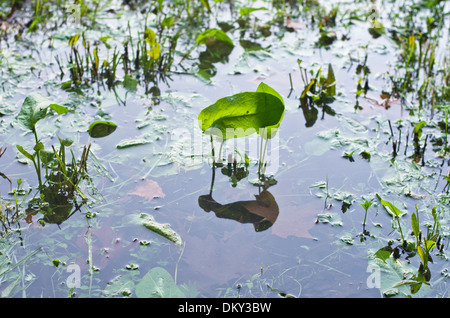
[198,190,279,232]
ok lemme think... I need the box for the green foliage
[300,63,336,101]
[239,7,268,17]
[376,194,406,242]
[372,204,444,296]
[14,93,92,226]
[198,83,284,139]
[135,267,187,298]
[88,121,117,138]
[16,92,68,131]
[376,194,404,218]
[15,93,69,189]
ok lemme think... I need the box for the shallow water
[1,0,450,298]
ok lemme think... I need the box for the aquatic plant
[25,139,92,225]
[198,82,284,179]
[14,92,94,225]
[15,92,69,189]
[372,196,444,295]
[298,61,336,127]
[58,18,181,96]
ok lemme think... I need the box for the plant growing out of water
[0,147,11,189]
[411,205,442,276]
[376,194,406,243]
[373,197,444,294]
[59,20,180,96]
[221,153,249,188]
[298,60,336,127]
[412,120,428,165]
[15,92,69,190]
[198,82,284,182]
[15,93,92,225]
[360,200,373,239]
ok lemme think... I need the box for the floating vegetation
[135,213,181,246]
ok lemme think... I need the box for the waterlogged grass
[0,0,449,298]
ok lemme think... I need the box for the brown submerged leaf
[271,199,324,240]
[129,179,165,202]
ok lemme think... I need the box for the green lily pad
[88,120,117,138]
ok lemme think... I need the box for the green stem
[258,128,269,177]
[363,209,368,227]
[210,135,215,166]
[32,128,42,189]
[396,216,405,243]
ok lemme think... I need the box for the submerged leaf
[116,138,151,149]
[138,213,181,245]
[129,179,165,202]
[135,267,185,298]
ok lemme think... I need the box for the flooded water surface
[0,0,449,298]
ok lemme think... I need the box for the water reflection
[198,160,279,232]
[197,39,234,79]
[299,96,336,128]
[26,188,84,225]
[198,190,279,232]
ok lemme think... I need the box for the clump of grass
[374,194,444,293]
[26,139,92,225]
[58,21,181,95]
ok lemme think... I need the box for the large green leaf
[16,92,67,131]
[135,267,185,298]
[256,82,285,138]
[198,83,284,139]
